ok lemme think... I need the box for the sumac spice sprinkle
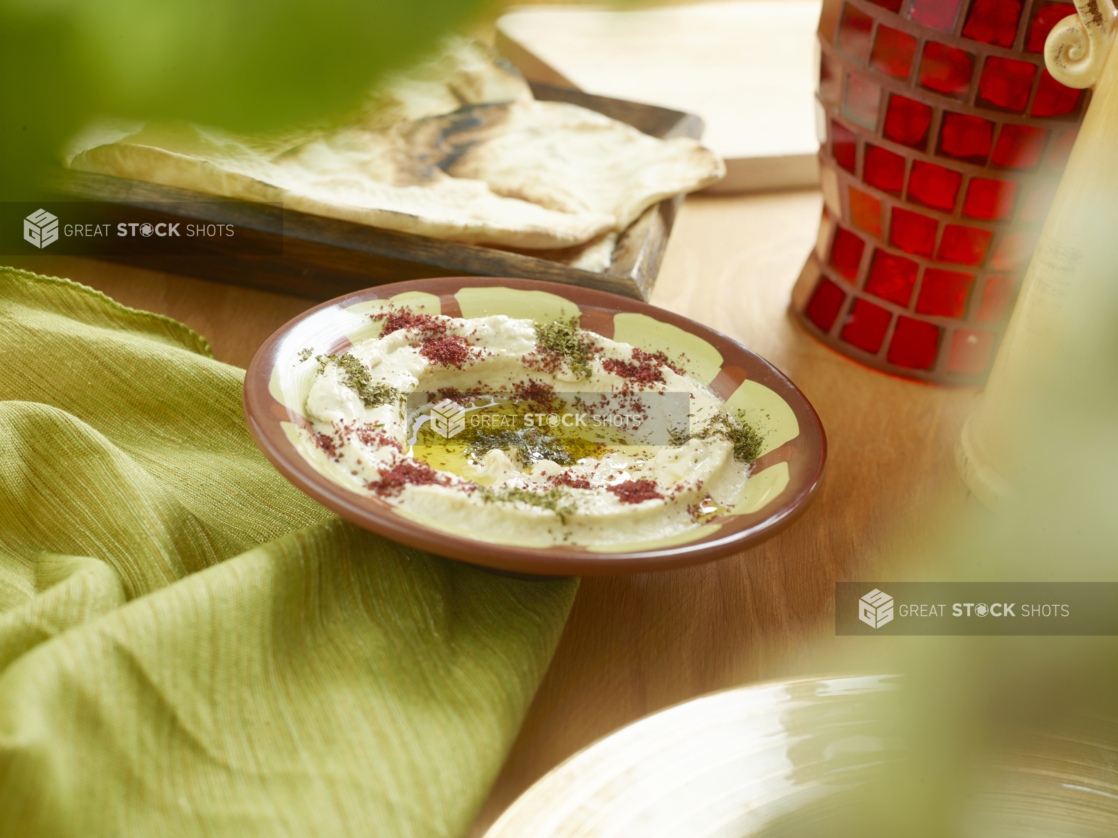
[607,478,663,504]
[550,471,593,490]
[601,348,680,387]
[646,349,686,376]
[429,387,481,405]
[354,423,401,451]
[514,378,556,402]
[420,334,473,368]
[369,461,448,497]
[314,431,340,460]
[373,308,446,337]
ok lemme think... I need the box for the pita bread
[441,100,722,231]
[65,39,724,260]
[71,121,614,249]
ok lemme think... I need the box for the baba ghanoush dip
[294,307,764,548]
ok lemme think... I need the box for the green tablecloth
[0,267,577,836]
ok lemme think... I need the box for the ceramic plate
[243,277,825,575]
[482,674,1118,837]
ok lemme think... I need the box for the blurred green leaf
[0,0,489,199]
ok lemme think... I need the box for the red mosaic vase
[791,0,1087,384]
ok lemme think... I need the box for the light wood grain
[3,186,980,835]
[497,1,823,192]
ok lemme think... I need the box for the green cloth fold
[0,267,576,837]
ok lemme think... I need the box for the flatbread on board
[65,39,724,265]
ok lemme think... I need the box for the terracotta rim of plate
[243,277,827,576]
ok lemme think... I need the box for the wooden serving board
[49,84,702,302]
[497,2,823,194]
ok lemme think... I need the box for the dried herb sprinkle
[534,318,596,379]
[317,352,399,409]
[670,413,766,464]
[482,485,574,522]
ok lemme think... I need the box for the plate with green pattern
[244,278,825,575]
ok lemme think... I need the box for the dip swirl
[297,308,761,547]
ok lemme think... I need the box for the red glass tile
[806,278,848,331]
[916,268,974,317]
[890,207,938,257]
[832,120,857,172]
[844,74,882,128]
[992,124,1048,168]
[864,144,906,193]
[976,273,1018,321]
[883,95,932,149]
[962,0,1022,47]
[963,178,1018,220]
[1032,69,1081,117]
[1019,183,1057,222]
[849,186,883,236]
[937,224,993,265]
[820,53,841,105]
[838,5,874,63]
[977,57,1037,112]
[948,329,995,375]
[887,317,941,369]
[841,298,893,353]
[865,250,919,306]
[829,227,866,279]
[908,0,961,31]
[871,26,917,79]
[866,0,903,12]
[907,161,962,211]
[920,42,974,96]
[990,231,1036,271]
[939,112,994,164]
[1045,130,1077,171]
[1027,4,1077,53]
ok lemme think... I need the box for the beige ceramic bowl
[483,674,1118,837]
[243,277,826,575]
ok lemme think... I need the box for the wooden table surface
[5,188,979,834]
